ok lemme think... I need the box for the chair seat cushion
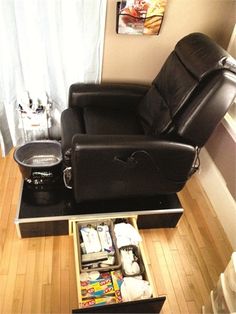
[83,106,144,135]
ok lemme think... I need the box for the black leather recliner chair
[61,33,236,203]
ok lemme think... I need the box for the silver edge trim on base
[14,208,184,224]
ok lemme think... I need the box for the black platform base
[15,181,184,238]
[137,211,183,229]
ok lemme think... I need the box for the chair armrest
[71,134,195,178]
[61,107,84,154]
[68,83,150,110]
[70,134,196,202]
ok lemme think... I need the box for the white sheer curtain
[0,0,107,156]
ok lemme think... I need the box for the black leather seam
[151,84,174,135]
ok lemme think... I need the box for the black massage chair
[61,33,236,203]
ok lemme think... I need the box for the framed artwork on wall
[116,0,167,35]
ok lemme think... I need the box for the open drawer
[70,215,166,313]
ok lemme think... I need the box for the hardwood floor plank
[173,225,194,276]
[50,237,61,314]
[11,173,22,206]
[164,228,178,251]
[178,221,213,293]
[187,300,199,314]
[11,274,25,314]
[42,237,54,285]
[185,274,204,310]
[60,269,70,314]
[60,236,71,313]
[199,246,223,286]
[0,275,7,314]
[21,241,37,314]
[31,237,45,314]
[16,239,29,275]
[0,177,16,230]
[175,209,218,291]
[178,187,206,249]
[154,241,181,314]
[139,229,152,265]
[0,154,11,207]
[60,235,70,271]
[155,230,190,314]
[41,284,52,314]
[0,221,15,275]
[171,249,194,302]
[2,234,21,314]
[141,229,166,296]
[68,236,78,311]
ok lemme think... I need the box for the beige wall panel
[102,0,236,84]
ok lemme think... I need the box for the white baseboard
[196,148,236,250]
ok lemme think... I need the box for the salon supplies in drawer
[119,245,145,277]
[120,277,152,302]
[82,296,118,308]
[113,221,144,277]
[97,223,115,253]
[114,221,142,248]
[72,217,166,313]
[110,270,123,303]
[81,252,108,264]
[77,220,121,272]
[80,271,115,299]
[80,225,102,253]
[80,270,124,308]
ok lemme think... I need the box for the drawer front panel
[72,297,166,313]
[18,220,68,238]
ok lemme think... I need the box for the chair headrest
[175,32,236,80]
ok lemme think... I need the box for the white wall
[196,148,236,250]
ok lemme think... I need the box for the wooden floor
[0,150,233,314]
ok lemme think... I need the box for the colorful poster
[117,0,167,35]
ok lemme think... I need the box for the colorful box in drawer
[80,270,124,308]
[111,270,123,303]
[82,296,117,308]
[80,272,114,299]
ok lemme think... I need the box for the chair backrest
[138,33,236,147]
